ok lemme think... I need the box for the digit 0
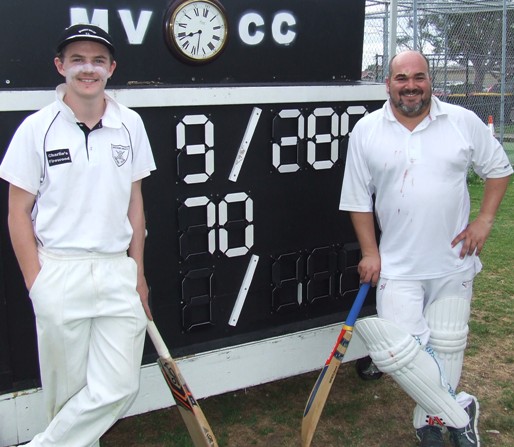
[180,193,254,258]
[218,192,254,258]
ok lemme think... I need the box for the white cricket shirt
[339,96,512,280]
[0,84,156,253]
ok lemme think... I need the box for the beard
[392,88,431,117]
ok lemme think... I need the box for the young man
[339,50,512,447]
[0,24,156,446]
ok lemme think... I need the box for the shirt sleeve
[0,114,44,195]
[469,113,513,179]
[131,113,156,182]
[339,119,375,212]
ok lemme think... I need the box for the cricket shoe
[415,425,444,447]
[355,356,383,381]
[448,396,480,447]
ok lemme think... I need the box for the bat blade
[301,283,371,447]
[147,321,218,447]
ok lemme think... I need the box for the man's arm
[349,211,381,286]
[452,175,511,258]
[127,180,152,319]
[7,185,40,290]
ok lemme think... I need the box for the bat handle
[147,320,171,359]
[345,282,371,327]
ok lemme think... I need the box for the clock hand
[196,30,202,53]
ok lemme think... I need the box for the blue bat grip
[345,282,371,327]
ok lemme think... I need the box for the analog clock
[164,0,229,64]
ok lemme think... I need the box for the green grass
[102,177,514,447]
[466,179,513,370]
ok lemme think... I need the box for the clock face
[165,0,228,63]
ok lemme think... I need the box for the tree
[400,8,514,91]
[440,10,505,91]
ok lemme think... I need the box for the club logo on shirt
[47,149,72,166]
[112,144,130,167]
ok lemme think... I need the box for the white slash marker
[229,254,260,326]
[229,107,262,182]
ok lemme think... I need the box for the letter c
[239,12,265,45]
[272,12,296,45]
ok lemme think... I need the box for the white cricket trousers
[26,249,147,447]
[376,267,476,346]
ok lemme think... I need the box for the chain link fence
[363,0,514,163]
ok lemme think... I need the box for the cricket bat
[146,320,218,447]
[301,282,371,447]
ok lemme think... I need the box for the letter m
[70,8,109,31]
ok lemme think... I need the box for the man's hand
[451,215,493,259]
[136,275,152,320]
[453,175,512,259]
[358,254,381,287]
[452,176,510,259]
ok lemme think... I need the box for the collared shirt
[0,84,156,253]
[339,96,512,280]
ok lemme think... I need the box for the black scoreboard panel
[0,0,382,391]
[140,98,383,356]
[0,0,365,87]
[0,95,384,387]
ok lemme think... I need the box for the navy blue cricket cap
[56,24,115,56]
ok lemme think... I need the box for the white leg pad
[425,296,470,390]
[355,317,469,428]
[413,297,471,427]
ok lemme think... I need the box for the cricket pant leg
[27,250,147,447]
[375,278,431,345]
[412,269,476,427]
[375,269,476,428]
[376,271,474,383]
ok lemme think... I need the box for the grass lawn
[102,177,514,447]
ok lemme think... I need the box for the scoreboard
[139,88,383,355]
[0,2,386,434]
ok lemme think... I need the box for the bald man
[340,50,512,447]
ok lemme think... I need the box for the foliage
[399,9,514,91]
